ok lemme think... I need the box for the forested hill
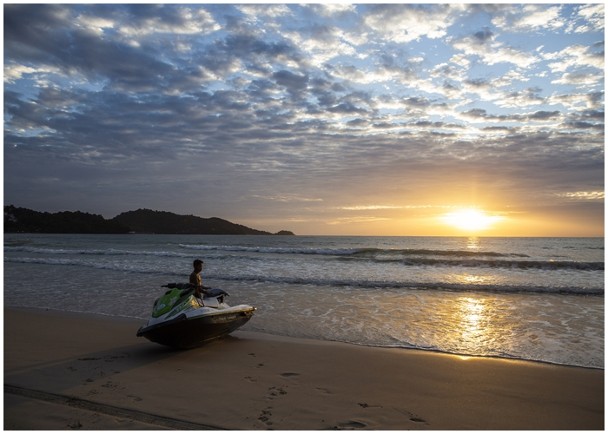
[4,206,294,235]
[113,209,275,235]
[4,205,130,233]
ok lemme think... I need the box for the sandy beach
[4,307,604,430]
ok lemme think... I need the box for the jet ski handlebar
[162,283,229,297]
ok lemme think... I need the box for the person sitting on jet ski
[189,259,211,299]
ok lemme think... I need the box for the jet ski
[137,283,255,349]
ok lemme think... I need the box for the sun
[441,208,502,232]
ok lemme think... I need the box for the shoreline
[11,304,604,371]
[4,307,604,430]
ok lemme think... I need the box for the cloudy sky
[4,3,604,236]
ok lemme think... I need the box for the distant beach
[4,308,603,430]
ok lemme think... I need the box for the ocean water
[4,234,604,368]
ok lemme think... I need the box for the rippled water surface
[4,234,604,368]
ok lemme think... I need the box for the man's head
[193,259,204,271]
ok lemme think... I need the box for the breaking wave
[6,244,604,271]
[5,256,603,296]
[179,244,602,271]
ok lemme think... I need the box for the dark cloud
[220,34,300,65]
[273,70,309,92]
[473,28,494,44]
[4,5,70,63]
[528,110,561,120]
[5,5,174,92]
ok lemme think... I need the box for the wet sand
[4,307,604,430]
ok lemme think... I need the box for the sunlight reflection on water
[449,295,508,355]
[241,283,603,368]
[466,236,480,250]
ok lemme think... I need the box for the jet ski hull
[137,306,255,349]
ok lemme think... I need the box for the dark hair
[193,259,203,267]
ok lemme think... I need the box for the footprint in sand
[267,386,287,398]
[335,420,367,429]
[315,387,332,394]
[280,372,300,378]
[67,420,83,429]
[258,407,273,426]
[101,381,118,390]
[358,402,381,409]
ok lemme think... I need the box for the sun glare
[442,208,501,233]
